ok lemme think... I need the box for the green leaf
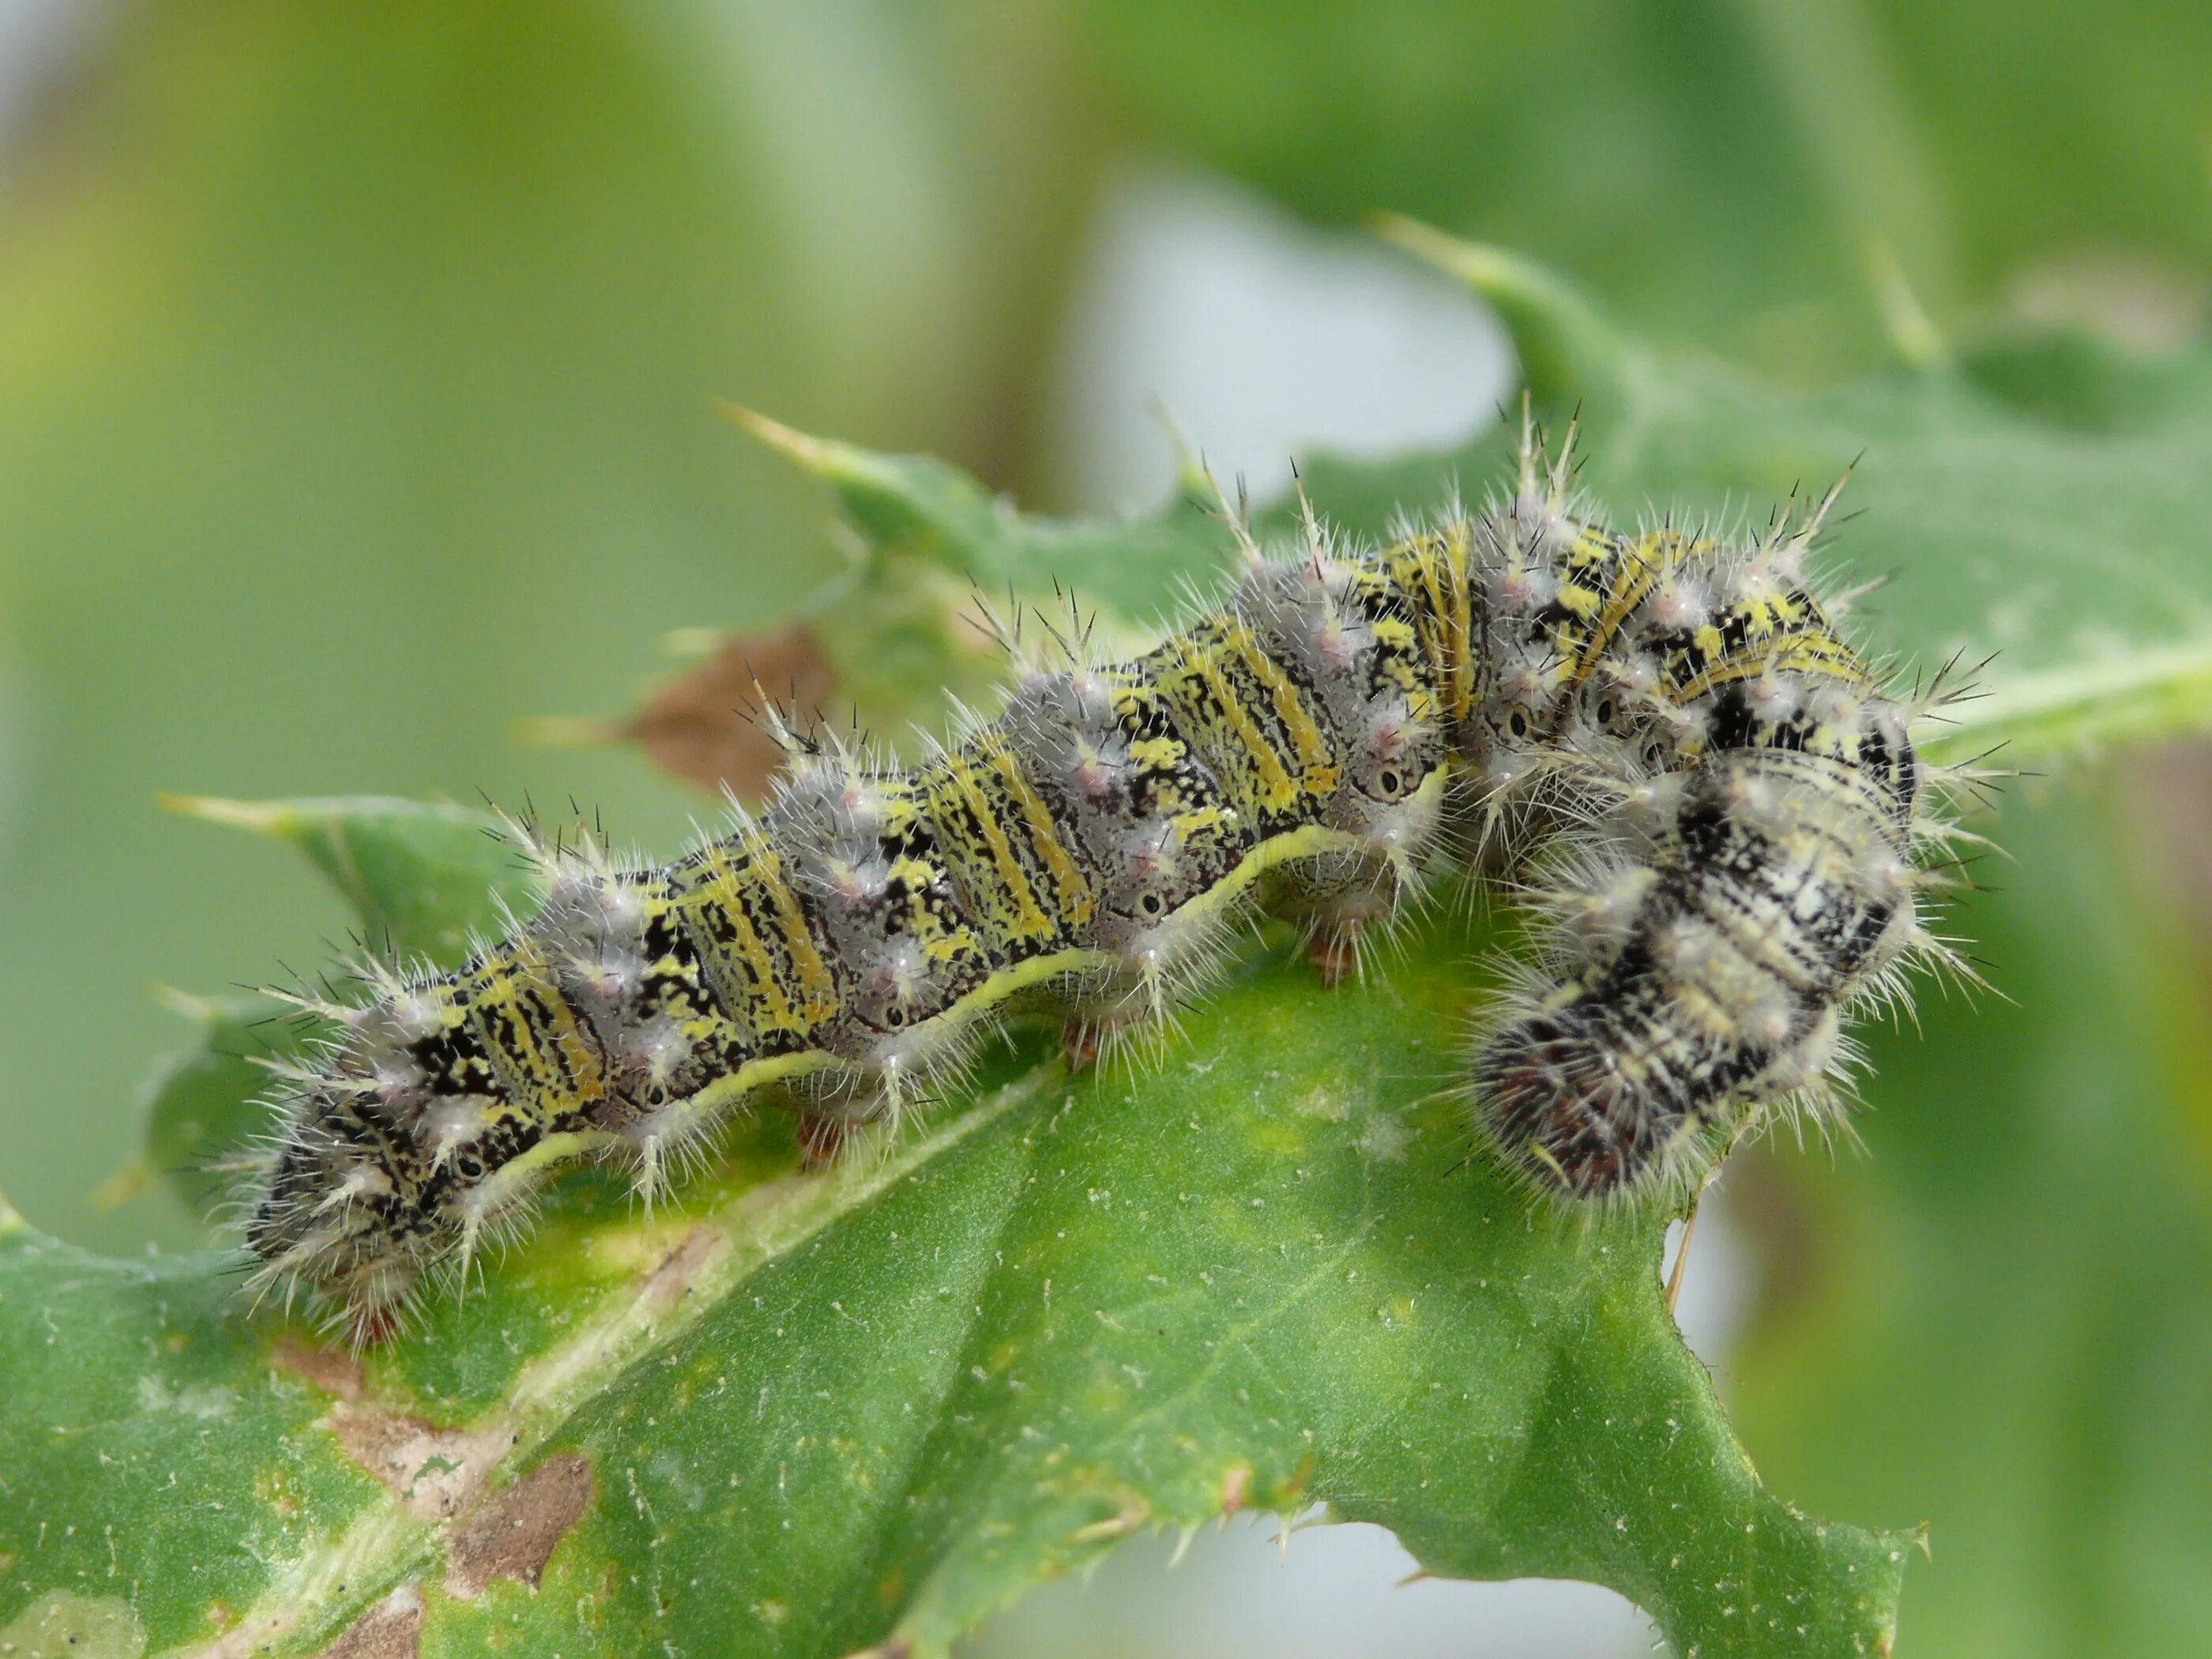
[160,796,532,969]
[118,991,296,1221]
[17,243,2212,1657]
[1726,776,2212,1657]
[724,404,1237,623]
[1255,226,2212,769]
[717,404,1239,750]
[750,225,2212,771]
[1082,0,2212,371]
[1,917,1913,1659]
[0,1200,390,1650]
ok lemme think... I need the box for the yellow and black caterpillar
[247,423,1969,1340]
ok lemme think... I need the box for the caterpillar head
[246,1092,440,1340]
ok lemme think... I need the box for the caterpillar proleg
[243,412,1973,1341]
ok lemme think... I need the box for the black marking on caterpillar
[239,411,1982,1342]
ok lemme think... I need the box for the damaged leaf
[12,237,2212,1657]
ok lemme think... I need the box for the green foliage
[160,796,533,970]
[126,991,294,1221]
[718,407,1242,750]
[1082,0,2212,370]
[2,828,1913,1659]
[7,239,2212,1656]
[1732,789,2212,1657]
[769,224,2212,772]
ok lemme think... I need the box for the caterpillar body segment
[1463,480,1948,1205]
[1475,750,1919,1200]
[244,429,1962,1340]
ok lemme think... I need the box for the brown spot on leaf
[640,1222,729,1317]
[445,1454,594,1601]
[273,1337,367,1401]
[316,1586,423,1659]
[627,624,837,799]
[327,1405,514,1522]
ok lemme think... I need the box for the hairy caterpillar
[244,416,1974,1341]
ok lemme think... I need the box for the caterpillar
[243,416,1973,1341]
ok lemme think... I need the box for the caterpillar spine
[243,416,1970,1341]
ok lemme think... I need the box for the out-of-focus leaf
[546,408,1243,797]
[1080,0,2212,371]
[160,796,529,969]
[715,406,1239,758]
[689,231,2212,778]
[119,991,298,1221]
[0,0,1105,1256]
[1281,229,2212,766]
[722,407,1236,622]
[1726,784,2212,1658]
[608,623,840,800]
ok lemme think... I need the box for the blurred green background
[2,2,2209,1653]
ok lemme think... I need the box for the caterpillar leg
[1305,927,1365,988]
[795,1113,851,1170]
[1265,831,1433,988]
[1058,1010,1145,1073]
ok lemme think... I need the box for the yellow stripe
[1669,632,1873,704]
[1190,631,1294,808]
[940,747,1050,938]
[1446,525,1476,724]
[687,841,838,1032]
[1565,531,1673,694]
[1238,628,1336,784]
[1392,529,1477,727]
[988,739,1095,931]
[466,945,607,1117]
